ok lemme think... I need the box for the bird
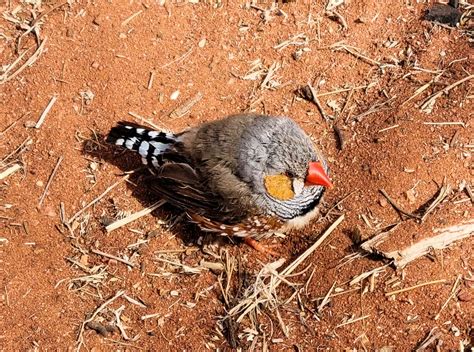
[106,113,333,254]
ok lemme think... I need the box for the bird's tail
[106,121,179,167]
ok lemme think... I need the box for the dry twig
[38,156,63,207]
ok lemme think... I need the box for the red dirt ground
[1,0,473,351]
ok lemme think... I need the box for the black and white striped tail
[107,121,178,168]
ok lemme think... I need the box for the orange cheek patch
[264,174,295,200]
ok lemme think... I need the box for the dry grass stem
[123,294,147,308]
[105,200,165,232]
[434,275,462,320]
[1,113,29,135]
[225,215,345,330]
[280,214,344,278]
[161,48,193,69]
[18,2,68,47]
[76,290,125,351]
[419,181,451,222]
[317,282,336,313]
[353,96,395,122]
[423,121,465,127]
[0,164,22,180]
[465,184,474,204]
[315,83,376,98]
[141,313,160,320]
[114,305,131,340]
[261,62,281,90]
[349,264,390,286]
[420,74,473,113]
[385,279,447,296]
[147,71,155,90]
[121,10,143,26]
[274,33,307,51]
[68,175,129,224]
[378,124,399,133]
[402,82,432,106]
[128,112,167,131]
[38,156,63,207]
[306,83,329,121]
[0,38,48,84]
[91,248,136,268]
[330,42,381,66]
[415,327,441,351]
[336,314,370,328]
[35,95,58,128]
[327,10,348,31]
[379,189,420,220]
[154,257,202,274]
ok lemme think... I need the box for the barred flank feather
[106,121,178,168]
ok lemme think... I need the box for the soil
[1,0,473,351]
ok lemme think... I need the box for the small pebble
[405,189,416,204]
[198,38,207,48]
[80,254,89,266]
[36,180,44,187]
[24,120,36,128]
[170,90,180,100]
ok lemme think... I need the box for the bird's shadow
[81,132,231,248]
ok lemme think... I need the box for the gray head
[237,116,332,219]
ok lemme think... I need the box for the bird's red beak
[305,161,333,188]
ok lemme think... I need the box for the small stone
[92,15,103,26]
[36,180,44,187]
[24,120,36,128]
[80,254,89,266]
[91,61,100,69]
[198,38,207,48]
[170,90,180,100]
[405,189,416,204]
[89,162,98,171]
[119,33,127,39]
[379,198,388,207]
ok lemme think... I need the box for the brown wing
[149,163,244,224]
[189,213,284,240]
